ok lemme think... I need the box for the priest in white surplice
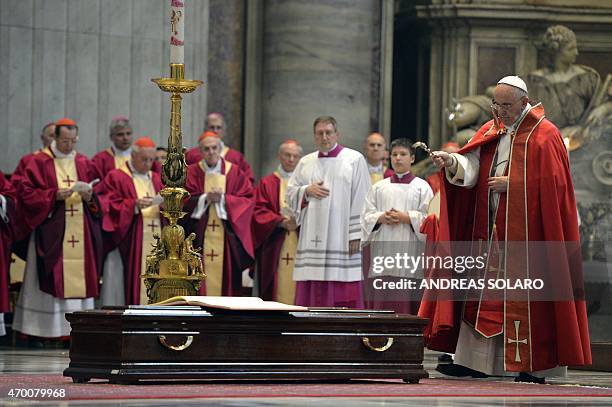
[287,116,371,308]
[361,138,433,313]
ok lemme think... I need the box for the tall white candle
[170,0,184,64]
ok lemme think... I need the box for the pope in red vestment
[252,140,302,302]
[97,137,163,305]
[420,78,591,378]
[0,172,17,314]
[184,134,255,296]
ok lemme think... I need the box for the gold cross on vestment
[507,320,528,362]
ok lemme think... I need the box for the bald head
[364,132,386,166]
[205,112,225,138]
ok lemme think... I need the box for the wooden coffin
[63,307,428,384]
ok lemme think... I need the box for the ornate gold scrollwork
[158,335,194,351]
[361,337,394,352]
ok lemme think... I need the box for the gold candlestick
[142,64,205,304]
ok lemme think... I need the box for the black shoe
[436,362,488,378]
[514,372,545,384]
[437,353,453,363]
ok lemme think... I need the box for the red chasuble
[0,172,17,312]
[92,148,160,181]
[184,159,254,295]
[252,173,299,301]
[98,167,163,304]
[185,146,254,185]
[19,148,103,299]
[418,104,591,372]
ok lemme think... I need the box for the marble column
[206,0,245,151]
[255,0,383,176]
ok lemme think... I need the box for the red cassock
[0,172,17,312]
[183,159,255,295]
[252,173,296,300]
[91,148,161,181]
[19,149,103,299]
[97,168,163,304]
[185,146,254,185]
[418,104,591,372]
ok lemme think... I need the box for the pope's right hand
[431,151,454,168]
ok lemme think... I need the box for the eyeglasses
[491,99,520,111]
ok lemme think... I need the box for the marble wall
[256,0,384,176]
[0,0,209,173]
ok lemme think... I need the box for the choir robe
[286,144,371,308]
[184,158,254,296]
[91,147,161,180]
[361,173,433,314]
[12,146,102,338]
[98,164,163,305]
[185,143,254,185]
[252,169,299,303]
[418,103,591,374]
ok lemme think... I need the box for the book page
[154,296,308,311]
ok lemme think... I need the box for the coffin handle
[158,335,194,351]
[361,337,394,352]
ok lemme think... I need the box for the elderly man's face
[364,133,386,164]
[278,143,302,173]
[492,84,527,127]
[200,137,221,167]
[206,115,225,138]
[132,148,156,173]
[314,122,338,153]
[55,127,78,155]
[111,126,133,151]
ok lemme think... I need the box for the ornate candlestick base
[142,64,204,304]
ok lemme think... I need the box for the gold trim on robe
[54,157,86,298]
[274,172,298,304]
[199,161,232,296]
[110,147,130,171]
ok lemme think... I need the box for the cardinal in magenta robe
[420,77,591,380]
[252,140,302,303]
[97,137,164,305]
[183,132,254,296]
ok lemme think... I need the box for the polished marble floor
[1,348,611,406]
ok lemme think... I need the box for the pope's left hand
[487,176,508,193]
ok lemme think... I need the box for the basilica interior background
[0,0,611,371]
